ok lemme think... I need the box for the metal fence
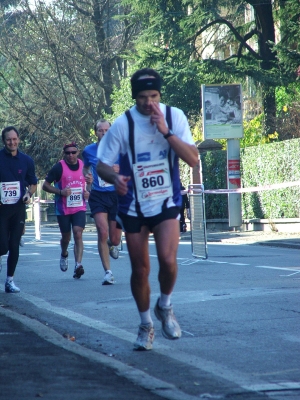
[188,184,208,259]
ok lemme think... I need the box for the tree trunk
[102,58,113,114]
[262,85,276,135]
[252,1,277,134]
[92,0,114,115]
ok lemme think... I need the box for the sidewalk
[0,306,177,400]
[180,229,300,249]
[207,230,300,249]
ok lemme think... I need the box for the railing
[32,197,55,241]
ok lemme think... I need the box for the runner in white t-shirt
[96,68,198,351]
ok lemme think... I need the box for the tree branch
[191,17,261,61]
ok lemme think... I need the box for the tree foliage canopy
[0,0,137,175]
[0,0,299,176]
[120,0,299,132]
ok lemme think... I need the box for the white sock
[75,262,82,268]
[6,276,13,283]
[159,293,171,308]
[139,310,153,326]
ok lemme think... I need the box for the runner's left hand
[22,192,31,204]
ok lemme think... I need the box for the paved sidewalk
[209,231,300,249]
[180,229,300,249]
[0,306,178,400]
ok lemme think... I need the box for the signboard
[228,159,241,187]
[201,84,243,139]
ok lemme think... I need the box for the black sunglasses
[64,151,77,155]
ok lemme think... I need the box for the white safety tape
[33,199,54,203]
[37,180,300,200]
[182,180,300,195]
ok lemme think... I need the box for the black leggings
[0,203,25,276]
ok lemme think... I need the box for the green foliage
[160,64,202,119]
[275,83,300,113]
[88,128,97,143]
[0,0,299,179]
[272,0,300,78]
[200,150,228,219]
[119,0,299,135]
[103,78,134,123]
[190,119,203,144]
[200,138,300,220]
[0,0,133,176]
[241,139,300,219]
[241,114,268,147]
[273,83,300,140]
[239,83,300,146]
[179,159,190,189]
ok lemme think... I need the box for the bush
[200,138,300,220]
[200,150,228,219]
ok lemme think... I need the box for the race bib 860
[133,160,173,202]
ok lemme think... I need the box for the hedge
[200,138,300,220]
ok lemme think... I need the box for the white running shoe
[102,270,115,285]
[109,246,119,259]
[107,239,119,259]
[133,323,155,351]
[19,237,25,247]
[5,280,20,293]
[60,253,68,272]
[154,298,182,340]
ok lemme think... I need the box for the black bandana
[131,78,161,99]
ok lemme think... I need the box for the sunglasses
[64,151,77,155]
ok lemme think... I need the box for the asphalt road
[0,224,299,400]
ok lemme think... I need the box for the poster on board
[201,84,243,140]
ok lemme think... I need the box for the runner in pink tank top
[42,142,92,279]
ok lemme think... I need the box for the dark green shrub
[200,138,300,220]
[201,150,228,219]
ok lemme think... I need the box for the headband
[63,141,78,151]
[131,77,161,99]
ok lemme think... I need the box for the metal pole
[33,197,41,241]
[227,139,242,228]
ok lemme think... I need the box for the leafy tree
[0,0,137,176]
[241,114,265,147]
[103,76,134,122]
[120,0,299,135]
[275,85,300,140]
[273,0,300,78]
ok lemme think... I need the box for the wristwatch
[164,130,174,139]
